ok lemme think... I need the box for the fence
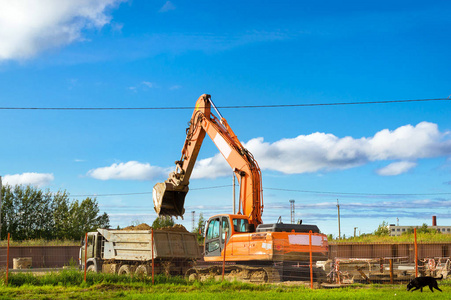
[1,229,451,288]
[328,230,451,284]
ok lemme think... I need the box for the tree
[193,213,205,243]
[374,221,389,236]
[404,223,440,235]
[67,197,110,239]
[152,216,175,229]
[1,185,110,240]
[52,191,71,239]
[1,185,53,240]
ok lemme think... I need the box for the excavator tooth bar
[153,182,187,217]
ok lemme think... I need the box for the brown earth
[121,223,189,232]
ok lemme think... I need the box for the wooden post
[389,259,393,284]
[336,200,341,239]
[222,232,228,281]
[309,230,313,289]
[151,228,154,285]
[414,228,418,277]
[84,232,88,282]
[6,233,10,286]
[0,176,2,239]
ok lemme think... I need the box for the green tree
[1,185,109,240]
[52,191,71,239]
[193,213,205,243]
[67,197,110,239]
[1,185,53,240]
[152,216,175,229]
[374,221,389,236]
[403,223,440,235]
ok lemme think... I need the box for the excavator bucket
[153,182,188,218]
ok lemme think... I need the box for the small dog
[406,274,443,292]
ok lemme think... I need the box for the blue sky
[0,0,450,237]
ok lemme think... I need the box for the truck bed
[98,229,200,261]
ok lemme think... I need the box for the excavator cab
[153,182,187,217]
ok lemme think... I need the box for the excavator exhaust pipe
[153,182,187,218]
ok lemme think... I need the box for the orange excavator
[153,94,328,282]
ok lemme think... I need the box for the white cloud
[87,161,167,180]
[142,81,153,88]
[376,161,417,176]
[159,1,176,13]
[191,154,231,179]
[3,172,54,187]
[191,122,451,178]
[0,0,125,61]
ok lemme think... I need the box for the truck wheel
[118,265,131,275]
[135,265,148,277]
[87,265,97,273]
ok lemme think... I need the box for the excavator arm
[153,94,263,226]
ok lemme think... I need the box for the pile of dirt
[156,224,189,233]
[121,223,152,231]
[121,223,189,232]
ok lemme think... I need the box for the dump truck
[80,227,201,276]
[153,94,329,283]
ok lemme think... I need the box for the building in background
[388,216,451,236]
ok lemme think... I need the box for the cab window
[232,218,249,233]
[222,217,230,242]
[206,218,220,239]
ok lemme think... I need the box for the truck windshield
[232,218,249,233]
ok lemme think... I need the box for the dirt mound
[156,224,189,233]
[121,223,189,232]
[121,223,152,231]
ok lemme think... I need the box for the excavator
[153,94,328,283]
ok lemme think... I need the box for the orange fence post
[151,228,154,285]
[84,232,88,282]
[6,233,10,286]
[389,259,394,284]
[222,235,228,281]
[309,230,313,289]
[414,228,418,277]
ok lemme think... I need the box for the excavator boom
[153,94,329,283]
[153,94,263,225]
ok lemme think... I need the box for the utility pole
[0,176,2,240]
[337,199,341,239]
[354,227,357,238]
[191,211,195,232]
[232,172,236,214]
[289,199,295,224]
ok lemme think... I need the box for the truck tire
[87,264,97,273]
[118,265,131,275]
[135,265,148,277]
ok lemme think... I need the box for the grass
[330,232,451,243]
[1,270,451,299]
[0,238,79,247]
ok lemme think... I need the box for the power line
[264,187,451,196]
[69,185,451,198]
[0,98,448,110]
[70,185,231,197]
